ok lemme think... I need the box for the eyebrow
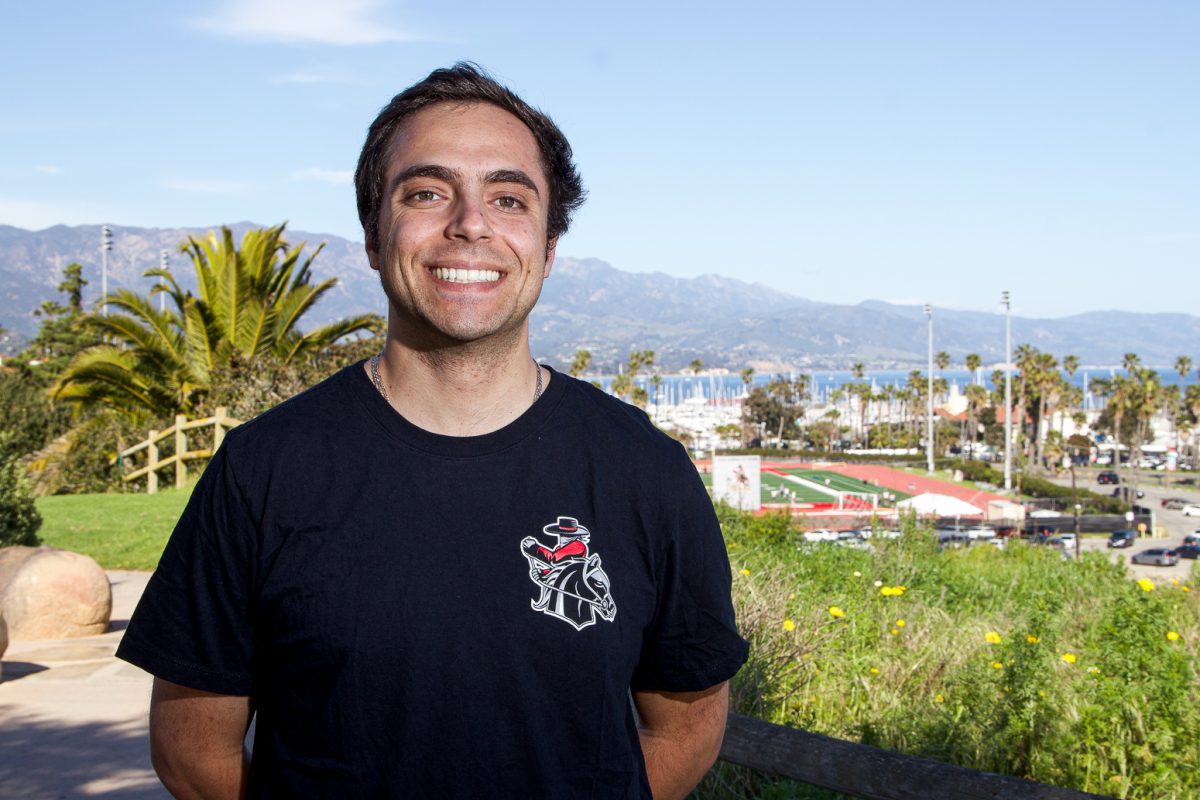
[388,164,541,199]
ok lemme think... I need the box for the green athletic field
[699,468,907,505]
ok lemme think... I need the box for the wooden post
[147,430,159,495]
[214,407,227,451]
[175,414,187,489]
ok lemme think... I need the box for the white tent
[896,492,983,516]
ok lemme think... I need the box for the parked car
[1184,533,1200,547]
[1173,544,1200,560]
[1182,504,1200,517]
[1112,487,1145,500]
[1161,497,1191,509]
[1108,530,1137,548]
[1097,471,1120,485]
[1056,532,1078,549]
[1131,548,1179,567]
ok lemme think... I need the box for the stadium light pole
[924,304,934,473]
[1002,290,1012,493]
[100,225,113,316]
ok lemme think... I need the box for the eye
[407,189,442,204]
[495,195,525,210]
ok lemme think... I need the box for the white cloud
[191,0,422,45]
[291,167,353,185]
[162,177,253,194]
[35,165,64,175]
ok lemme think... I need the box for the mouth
[430,266,503,284]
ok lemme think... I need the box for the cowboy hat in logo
[521,517,617,630]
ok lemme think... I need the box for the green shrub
[0,444,42,546]
[710,506,1200,800]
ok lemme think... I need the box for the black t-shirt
[117,363,748,799]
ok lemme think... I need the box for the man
[118,63,748,799]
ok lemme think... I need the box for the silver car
[1130,548,1179,567]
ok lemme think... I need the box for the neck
[369,337,546,437]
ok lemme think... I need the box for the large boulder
[0,546,112,639]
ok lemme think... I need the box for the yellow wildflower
[740,568,751,576]
[890,628,899,636]
[985,631,1002,645]
[1026,635,1040,644]
[1171,577,1179,585]
[934,694,945,704]
[783,619,795,632]
[1184,586,1192,593]
[788,593,796,600]
[1167,631,1180,642]
[895,619,906,628]
[991,661,1003,669]
[1038,690,1045,697]
[1137,578,1154,592]
[828,606,845,618]
[1061,653,1077,664]
[880,586,894,597]
[869,667,879,675]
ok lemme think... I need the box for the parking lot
[1061,471,1199,583]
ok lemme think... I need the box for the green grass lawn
[35,483,196,570]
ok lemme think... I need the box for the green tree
[24,262,100,371]
[53,224,380,420]
[569,349,592,378]
[965,353,981,379]
[0,435,42,547]
[689,358,703,376]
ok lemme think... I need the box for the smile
[432,267,501,284]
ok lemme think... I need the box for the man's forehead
[383,101,546,182]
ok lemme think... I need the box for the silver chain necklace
[370,352,543,407]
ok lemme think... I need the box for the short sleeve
[115,443,258,695]
[630,447,749,692]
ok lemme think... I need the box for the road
[1049,468,1200,582]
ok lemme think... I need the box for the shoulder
[219,362,366,463]
[553,372,692,465]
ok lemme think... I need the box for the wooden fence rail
[119,407,242,493]
[718,714,1114,800]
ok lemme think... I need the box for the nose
[445,193,493,242]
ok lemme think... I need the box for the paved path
[0,570,168,799]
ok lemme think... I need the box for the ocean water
[587,368,1197,407]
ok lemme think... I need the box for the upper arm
[633,681,730,747]
[150,677,253,771]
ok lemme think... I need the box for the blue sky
[3,1,1196,317]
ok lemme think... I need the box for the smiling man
[117,63,748,799]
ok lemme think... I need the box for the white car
[803,529,840,542]
[1056,532,1078,549]
[1182,504,1200,517]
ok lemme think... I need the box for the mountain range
[2,223,1196,371]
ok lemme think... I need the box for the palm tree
[965,353,981,385]
[689,358,703,376]
[569,349,592,378]
[964,384,989,449]
[54,224,378,420]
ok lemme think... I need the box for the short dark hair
[355,62,585,252]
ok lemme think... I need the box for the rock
[0,546,112,639]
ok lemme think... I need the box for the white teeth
[433,268,500,283]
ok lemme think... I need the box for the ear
[366,235,381,271]
[543,236,557,278]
